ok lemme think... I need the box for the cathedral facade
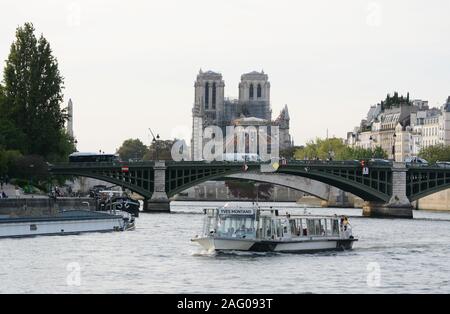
[191,70,292,160]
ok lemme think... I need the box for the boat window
[324,219,331,236]
[277,220,283,238]
[301,219,308,236]
[216,216,256,238]
[315,220,321,236]
[270,220,276,239]
[331,219,340,236]
[320,219,326,236]
[289,220,297,236]
[306,219,315,236]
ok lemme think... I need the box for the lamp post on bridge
[152,134,160,161]
[392,133,397,162]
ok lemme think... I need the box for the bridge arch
[58,171,152,198]
[50,161,394,204]
[407,167,450,201]
[277,166,391,202]
[224,172,330,200]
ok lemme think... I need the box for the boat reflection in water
[192,203,357,253]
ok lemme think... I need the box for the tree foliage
[280,146,301,159]
[294,138,387,161]
[1,23,73,160]
[144,139,176,161]
[0,149,22,176]
[117,139,149,161]
[419,144,450,164]
[0,23,75,183]
[379,91,411,110]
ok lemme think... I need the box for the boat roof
[0,210,123,224]
[207,204,346,220]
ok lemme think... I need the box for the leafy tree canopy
[1,22,74,160]
[379,91,411,110]
[144,139,177,161]
[0,23,75,183]
[419,144,450,164]
[117,138,149,161]
[294,138,387,161]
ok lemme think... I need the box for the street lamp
[392,133,397,161]
[152,134,160,161]
[28,164,34,194]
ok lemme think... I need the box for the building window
[249,84,254,99]
[212,82,216,109]
[205,82,209,109]
[257,84,262,98]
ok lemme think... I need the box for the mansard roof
[444,96,450,112]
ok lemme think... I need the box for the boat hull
[192,237,356,253]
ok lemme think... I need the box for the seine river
[1,201,450,294]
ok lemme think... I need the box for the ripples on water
[1,201,449,294]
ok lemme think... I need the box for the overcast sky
[1,0,449,153]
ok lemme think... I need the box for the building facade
[191,70,292,160]
[347,96,450,161]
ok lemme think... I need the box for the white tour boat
[192,203,357,253]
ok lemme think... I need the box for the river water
[1,201,450,294]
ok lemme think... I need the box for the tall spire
[67,98,74,138]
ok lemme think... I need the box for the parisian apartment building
[346,95,450,162]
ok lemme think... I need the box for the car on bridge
[369,158,392,165]
[69,152,121,163]
[436,161,450,168]
[405,156,429,166]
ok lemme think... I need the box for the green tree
[2,23,73,160]
[117,139,149,161]
[295,138,346,160]
[280,146,301,159]
[143,139,176,161]
[0,149,22,177]
[295,137,387,161]
[419,144,450,164]
[336,146,387,160]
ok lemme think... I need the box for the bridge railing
[49,161,156,169]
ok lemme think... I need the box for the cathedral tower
[238,71,271,120]
[192,70,225,160]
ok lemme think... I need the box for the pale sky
[1,0,449,153]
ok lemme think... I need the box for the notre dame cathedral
[191,70,292,160]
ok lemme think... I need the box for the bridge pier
[143,161,170,213]
[363,163,413,218]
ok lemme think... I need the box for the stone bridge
[48,160,450,218]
